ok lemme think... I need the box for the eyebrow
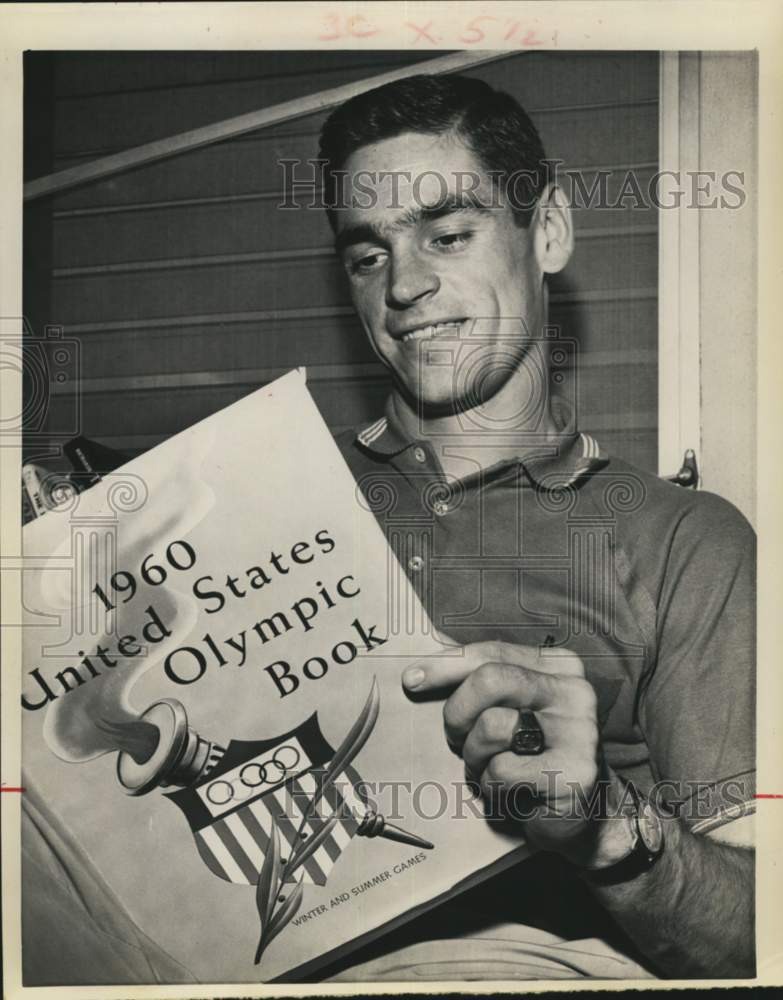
[334,196,493,255]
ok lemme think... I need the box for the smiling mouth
[399,320,465,344]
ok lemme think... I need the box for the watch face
[638,801,665,853]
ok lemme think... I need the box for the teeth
[401,321,462,343]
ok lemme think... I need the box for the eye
[348,250,388,275]
[431,231,472,251]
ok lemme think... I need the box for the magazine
[21,368,530,983]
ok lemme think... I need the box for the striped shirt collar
[521,428,608,488]
[355,399,608,488]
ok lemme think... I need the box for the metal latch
[664,449,699,488]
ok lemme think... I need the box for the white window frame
[658,51,702,479]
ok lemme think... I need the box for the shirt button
[408,556,424,572]
[433,499,450,516]
[413,447,427,463]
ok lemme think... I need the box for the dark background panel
[49,230,655,326]
[25,50,659,472]
[52,163,658,270]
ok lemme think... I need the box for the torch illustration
[115,690,434,852]
[113,679,433,963]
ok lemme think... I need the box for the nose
[386,249,440,308]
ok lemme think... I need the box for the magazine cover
[21,368,530,982]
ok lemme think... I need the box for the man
[312,74,755,981]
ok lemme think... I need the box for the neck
[391,361,564,481]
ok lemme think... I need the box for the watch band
[583,779,665,886]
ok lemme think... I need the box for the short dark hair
[318,73,550,229]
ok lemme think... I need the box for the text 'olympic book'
[20,368,529,984]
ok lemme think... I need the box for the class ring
[510,710,545,755]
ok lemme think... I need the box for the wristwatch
[583,778,665,886]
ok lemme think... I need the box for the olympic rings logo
[204,745,302,807]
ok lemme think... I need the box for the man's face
[335,131,546,416]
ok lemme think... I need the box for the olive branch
[253,677,380,964]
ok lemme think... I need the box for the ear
[533,183,574,275]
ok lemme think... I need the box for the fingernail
[403,667,425,689]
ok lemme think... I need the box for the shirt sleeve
[637,491,756,832]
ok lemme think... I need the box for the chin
[401,379,485,418]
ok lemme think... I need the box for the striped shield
[165,714,367,886]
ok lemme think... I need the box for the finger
[444,663,596,749]
[461,706,519,776]
[444,662,561,749]
[461,704,597,769]
[479,750,562,799]
[402,639,573,694]
[480,749,600,815]
[477,750,552,818]
[479,751,539,805]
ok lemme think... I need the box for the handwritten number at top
[316,13,556,47]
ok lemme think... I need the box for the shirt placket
[377,443,467,638]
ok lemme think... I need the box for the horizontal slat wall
[31,51,658,470]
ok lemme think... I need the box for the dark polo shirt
[327,403,756,970]
[338,408,756,828]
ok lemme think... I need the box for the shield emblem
[165,713,366,887]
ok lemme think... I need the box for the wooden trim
[49,97,659,176]
[64,304,357,334]
[52,247,335,278]
[52,162,660,220]
[60,288,659,336]
[97,410,658,455]
[25,50,516,202]
[577,225,656,240]
[52,349,656,398]
[54,190,285,218]
[54,362,390,396]
[657,52,702,477]
[51,98,660,166]
[657,51,680,476]
[52,227,657,279]
[50,124,321,163]
[52,54,440,102]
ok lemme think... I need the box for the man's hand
[402,639,611,862]
[402,637,755,979]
